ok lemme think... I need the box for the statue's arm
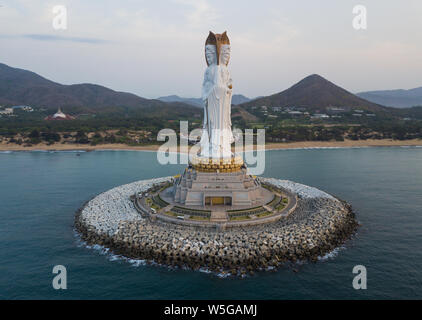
[202,67,217,101]
[201,69,211,101]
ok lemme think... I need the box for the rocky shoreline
[75,177,358,275]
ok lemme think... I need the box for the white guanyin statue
[199,31,234,160]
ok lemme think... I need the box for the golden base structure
[190,155,244,173]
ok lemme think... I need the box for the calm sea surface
[0,147,421,299]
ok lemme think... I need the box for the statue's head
[205,31,230,66]
[219,44,230,66]
[205,44,217,66]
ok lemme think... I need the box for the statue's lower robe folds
[199,31,234,160]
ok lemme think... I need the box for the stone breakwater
[75,177,358,275]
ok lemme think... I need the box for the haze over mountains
[357,87,422,108]
[158,94,251,107]
[2,62,418,119]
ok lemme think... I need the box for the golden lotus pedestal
[190,155,244,173]
[173,156,263,207]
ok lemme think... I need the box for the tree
[28,129,40,138]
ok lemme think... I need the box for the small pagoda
[44,107,75,120]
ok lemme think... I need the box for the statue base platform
[76,176,358,274]
[172,163,264,207]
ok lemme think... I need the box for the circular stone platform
[75,177,358,275]
[138,181,296,229]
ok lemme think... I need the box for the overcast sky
[1,0,421,98]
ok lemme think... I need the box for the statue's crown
[205,31,230,66]
[205,31,230,45]
[215,31,230,45]
[205,31,217,45]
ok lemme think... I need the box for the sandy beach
[1,139,421,152]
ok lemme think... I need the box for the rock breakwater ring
[75,177,358,275]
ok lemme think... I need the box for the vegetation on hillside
[1,105,422,147]
[1,63,421,147]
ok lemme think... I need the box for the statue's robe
[200,64,233,159]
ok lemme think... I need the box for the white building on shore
[44,107,75,120]
[0,107,13,115]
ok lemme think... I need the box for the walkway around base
[133,186,297,229]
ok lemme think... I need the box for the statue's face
[220,45,231,65]
[205,45,217,65]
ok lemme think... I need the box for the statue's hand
[227,77,233,90]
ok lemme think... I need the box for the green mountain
[240,74,386,112]
[0,62,198,116]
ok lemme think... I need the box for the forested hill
[240,74,386,113]
[0,62,197,115]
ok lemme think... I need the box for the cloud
[22,34,109,44]
[173,0,219,27]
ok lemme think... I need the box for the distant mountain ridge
[240,74,386,112]
[357,87,422,108]
[157,95,203,107]
[1,62,404,121]
[158,94,251,107]
[0,63,196,113]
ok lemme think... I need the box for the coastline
[1,138,422,152]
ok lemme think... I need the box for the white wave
[268,146,370,152]
[0,151,13,154]
[75,231,238,277]
[128,259,147,267]
[94,149,155,153]
[107,254,122,261]
[400,145,422,149]
[317,246,346,261]
[198,267,212,274]
[51,150,87,153]
[217,272,232,278]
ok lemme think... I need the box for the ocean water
[0,147,421,299]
